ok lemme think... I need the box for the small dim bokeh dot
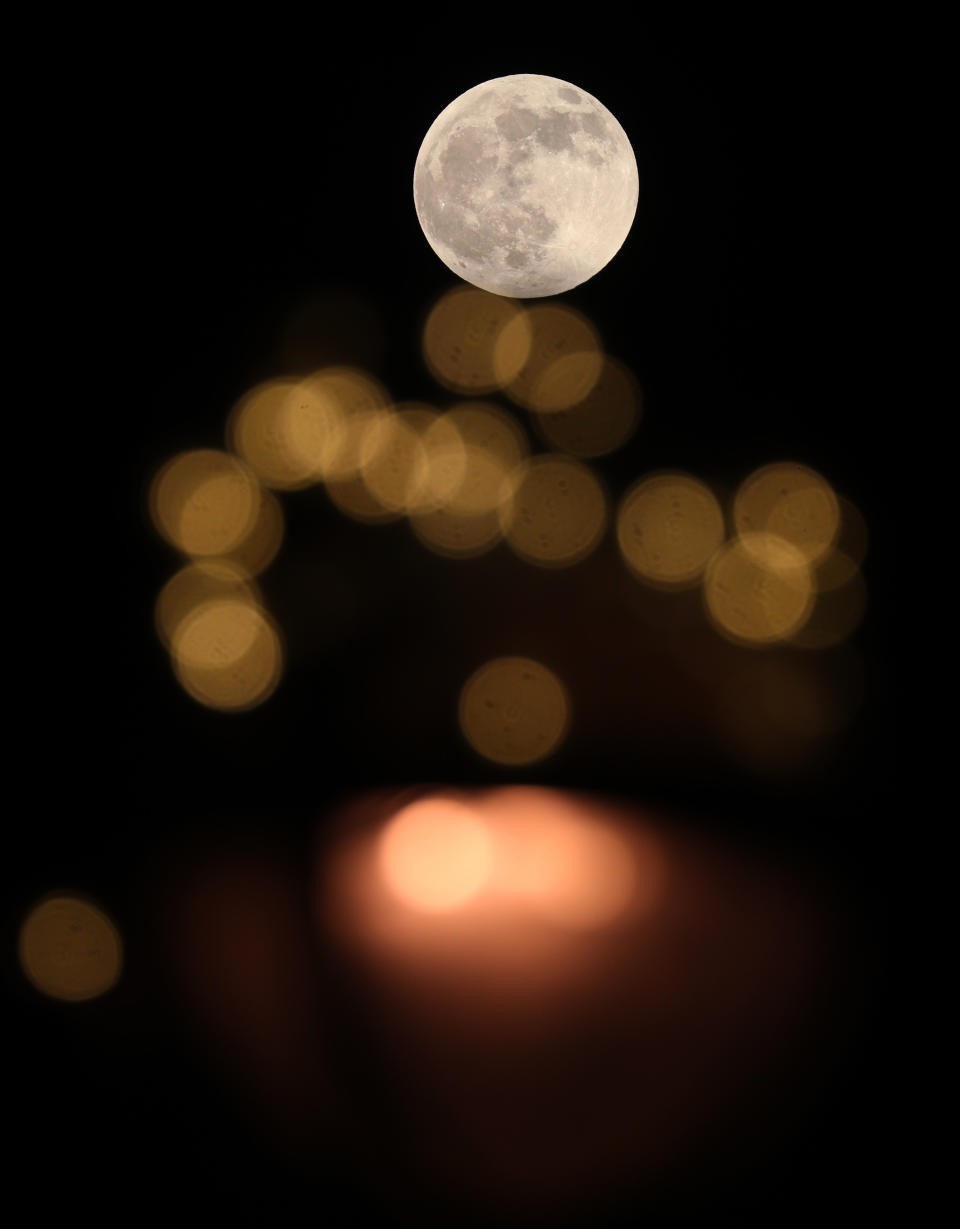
[459,656,570,766]
[19,895,123,1002]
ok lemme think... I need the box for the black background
[10,12,892,1226]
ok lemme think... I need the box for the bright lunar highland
[414,74,639,299]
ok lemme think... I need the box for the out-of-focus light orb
[498,303,603,412]
[734,462,840,565]
[409,403,528,558]
[291,366,391,483]
[422,286,531,394]
[501,454,607,567]
[220,485,285,576]
[150,449,262,557]
[834,495,869,572]
[459,656,570,765]
[378,796,494,912]
[171,598,283,710]
[280,370,349,482]
[155,560,262,649]
[361,404,467,515]
[789,564,868,649]
[441,403,528,516]
[19,895,122,1002]
[414,75,638,298]
[704,532,814,645]
[491,800,638,930]
[358,407,430,513]
[227,378,315,490]
[534,356,641,457]
[617,473,724,588]
[227,368,391,491]
[409,501,506,559]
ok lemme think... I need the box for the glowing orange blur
[378,796,495,913]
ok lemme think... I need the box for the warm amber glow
[280,370,349,481]
[459,657,570,765]
[408,404,528,558]
[734,462,839,565]
[155,560,262,649]
[227,378,315,490]
[379,796,494,912]
[220,486,284,576]
[499,304,603,412]
[227,368,391,490]
[422,286,531,394]
[360,404,467,515]
[789,565,868,648]
[409,503,505,559]
[534,356,641,457]
[358,408,428,512]
[833,495,869,574]
[440,404,528,516]
[150,449,262,557]
[617,473,724,588]
[19,894,122,1002]
[325,474,401,524]
[485,791,639,930]
[501,455,607,567]
[170,597,283,710]
[307,368,393,481]
[704,532,814,645]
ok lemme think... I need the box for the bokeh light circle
[19,895,123,1002]
[378,796,494,912]
[617,473,724,588]
[501,455,607,568]
[704,532,814,645]
[459,656,570,765]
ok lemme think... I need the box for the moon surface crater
[414,75,639,298]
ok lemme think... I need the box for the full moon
[414,74,639,299]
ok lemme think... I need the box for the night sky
[10,13,892,1226]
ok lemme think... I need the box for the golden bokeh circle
[534,356,641,457]
[227,378,317,490]
[734,462,839,565]
[19,895,123,1002]
[617,473,724,588]
[499,304,603,412]
[171,598,283,710]
[422,287,531,394]
[459,656,570,766]
[501,455,607,568]
[149,449,262,557]
[704,532,814,645]
[410,504,505,559]
[155,560,262,649]
[789,566,868,648]
[280,370,349,482]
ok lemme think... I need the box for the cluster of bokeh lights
[147,285,868,766]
